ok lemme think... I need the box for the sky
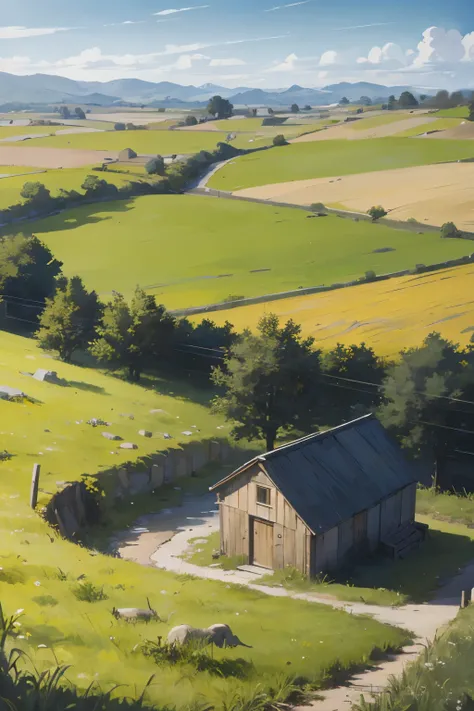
[0,0,473,89]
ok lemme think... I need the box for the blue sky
[0,0,473,88]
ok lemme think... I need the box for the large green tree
[37,276,100,361]
[212,314,323,451]
[378,333,474,481]
[398,91,419,109]
[90,287,175,381]
[4,235,62,304]
[207,95,233,119]
[20,182,52,210]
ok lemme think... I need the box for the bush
[114,122,126,131]
[364,270,377,282]
[72,581,108,602]
[185,115,198,126]
[310,202,327,214]
[273,134,288,146]
[441,221,462,239]
[145,156,165,176]
[367,205,387,221]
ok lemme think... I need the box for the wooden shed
[210,415,425,576]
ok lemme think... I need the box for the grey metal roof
[212,415,416,535]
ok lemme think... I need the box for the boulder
[102,432,122,441]
[33,369,61,384]
[138,430,152,438]
[120,443,138,450]
[0,386,25,400]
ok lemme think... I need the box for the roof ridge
[262,413,375,460]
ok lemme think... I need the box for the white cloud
[154,5,209,16]
[462,32,474,61]
[413,26,466,67]
[209,58,246,66]
[357,42,407,66]
[264,1,310,12]
[173,53,209,69]
[0,26,71,39]
[319,50,340,66]
[268,53,299,72]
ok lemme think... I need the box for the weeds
[72,582,108,603]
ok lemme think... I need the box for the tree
[441,222,462,239]
[59,106,70,119]
[387,95,397,110]
[267,108,274,115]
[339,97,350,105]
[290,103,300,113]
[145,155,165,175]
[419,94,428,102]
[398,91,419,109]
[90,288,175,381]
[321,343,387,425]
[212,314,323,451]
[303,104,312,111]
[4,235,62,305]
[81,175,116,199]
[20,182,52,210]
[75,107,86,120]
[273,134,287,147]
[468,101,474,121]
[207,96,233,119]
[114,122,126,131]
[367,205,387,221]
[379,333,474,480]
[37,277,100,362]
[185,115,198,126]
[359,96,372,106]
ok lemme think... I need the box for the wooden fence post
[461,590,467,609]
[30,464,40,509]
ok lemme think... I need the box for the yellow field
[195,265,474,356]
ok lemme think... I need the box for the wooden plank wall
[313,526,338,575]
[401,484,417,524]
[220,504,249,559]
[380,490,403,539]
[367,504,381,552]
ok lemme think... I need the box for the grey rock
[0,386,25,400]
[163,433,172,439]
[120,443,138,450]
[102,432,122,441]
[33,369,61,384]
[138,430,152,438]
[182,431,193,436]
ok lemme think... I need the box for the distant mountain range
[0,72,440,108]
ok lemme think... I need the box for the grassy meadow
[194,264,474,356]
[394,117,464,137]
[349,111,419,131]
[15,194,472,308]
[0,330,411,708]
[435,106,470,118]
[208,138,474,190]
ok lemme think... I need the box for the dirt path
[111,495,464,709]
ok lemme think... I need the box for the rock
[120,413,135,420]
[0,386,25,401]
[120,443,138,450]
[88,418,109,427]
[182,431,193,436]
[138,430,152,438]
[102,432,122,441]
[33,370,61,384]
[150,409,167,415]
[163,433,172,440]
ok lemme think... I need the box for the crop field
[16,194,472,309]
[0,330,409,708]
[0,125,80,139]
[208,138,474,190]
[349,111,423,130]
[393,117,464,137]
[435,106,470,118]
[234,162,474,230]
[7,129,255,155]
[197,264,474,356]
[0,145,117,168]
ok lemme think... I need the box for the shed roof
[211,415,416,535]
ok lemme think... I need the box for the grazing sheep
[167,623,251,648]
[112,598,158,623]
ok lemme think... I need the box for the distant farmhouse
[211,415,426,576]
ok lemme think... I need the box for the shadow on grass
[346,528,474,604]
[66,380,108,395]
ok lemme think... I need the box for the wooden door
[354,511,368,552]
[252,518,274,569]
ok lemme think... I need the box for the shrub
[185,115,198,126]
[273,134,288,147]
[114,122,126,131]
[367,205,387,221]
[72,581,108,602]
[364,270,377,282]
[145,156,165,176]
[441,221,462,239]
[407,217,419,224]
[310,202,327,214]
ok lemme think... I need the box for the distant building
[118,148,137,161]
[211,415,425,576]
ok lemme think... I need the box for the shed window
[256,486,271,506]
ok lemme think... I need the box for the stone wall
[46,438,233,539]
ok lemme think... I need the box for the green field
[7,129,255,155]
[435,106,470,118]
[0,166,162,210]
[349,111,417,130]
[18,194,472,309]
[208,138,474,190]
[394,117,463,137]
[0,331,409,708]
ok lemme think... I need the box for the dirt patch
[234,162,474,230]
[424,121,474,140]
[177,122,221,132]
[0,145,118,168]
